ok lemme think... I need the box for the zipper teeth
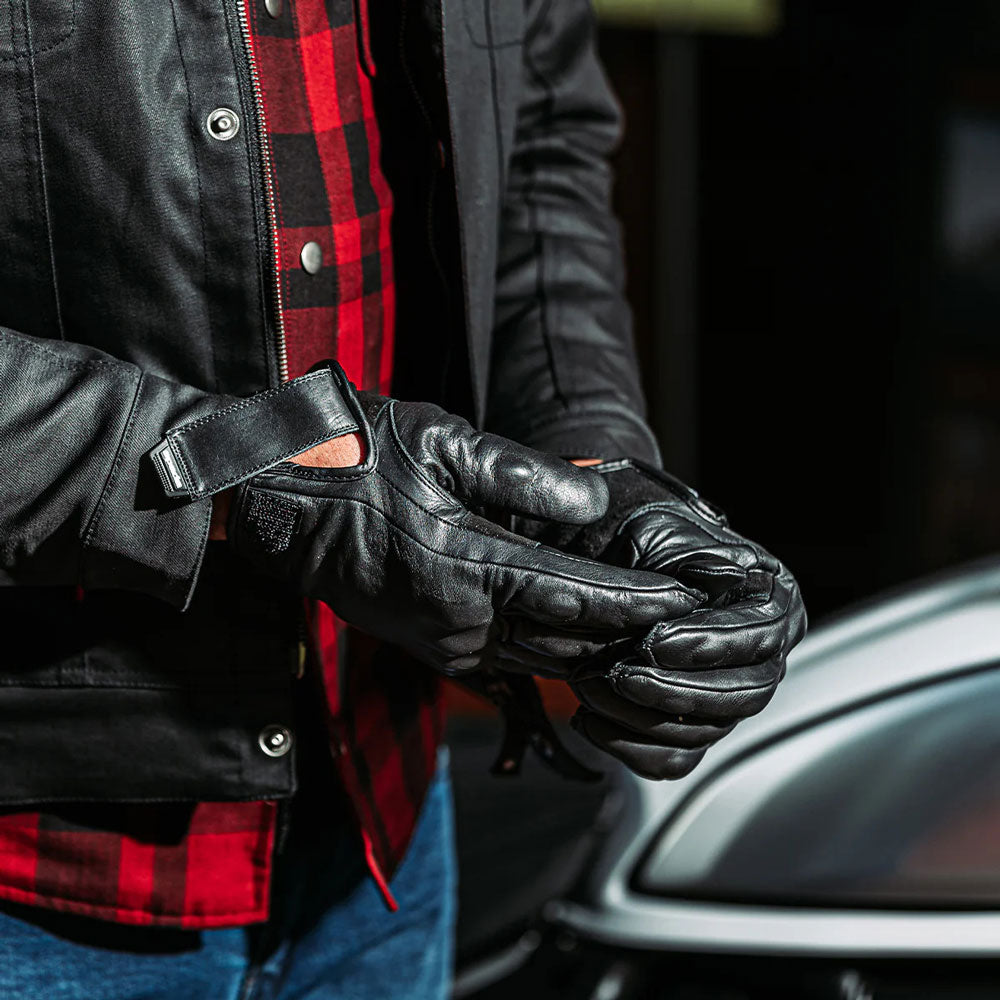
[236,0,289,384]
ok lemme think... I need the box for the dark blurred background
[450,0,1000,981]
[600,0,1000,619]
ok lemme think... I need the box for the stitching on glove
[323,479,698,601]
[385,401,466,508]
[378,409,702,588]
[609,664,778,696]
[168,370,331,440]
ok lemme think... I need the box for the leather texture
[0,0,654,607]
[0,0,716,804]
[0,547,300,805]
[152,369,360,500]
[479,0,660,463]
[517,459,807,780]
[229,364,703,676]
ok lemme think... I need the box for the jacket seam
[0,329,122,373]
[12,8,43,327]
[167,0,217,392]
[0,0,76,63]
[520,0,567,411]
[503,405,658,446]
[23,18,66,338]
[79,371,146,581]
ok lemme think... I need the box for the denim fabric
[0,748,456,1000]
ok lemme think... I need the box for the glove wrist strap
[150,365,358,501]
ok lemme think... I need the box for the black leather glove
[226,366,704,676]
[517,458,807,780]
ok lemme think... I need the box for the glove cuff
[592,459,729,529]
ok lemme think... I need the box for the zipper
[235,0,289,384]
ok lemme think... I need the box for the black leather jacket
[0,0,656,804]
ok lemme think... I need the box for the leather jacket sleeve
[485,0,659,464]
[0,326,332,610]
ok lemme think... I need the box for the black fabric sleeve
[0,327,343,609]
[485,0,660,465]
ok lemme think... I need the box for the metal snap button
[300,241,323,274]
[264,0,282,17]
[258,725,292,757]
[206,107,240,141]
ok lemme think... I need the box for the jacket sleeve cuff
[506,411,662,467]
[80,372,218,611]
[81,364,356,610]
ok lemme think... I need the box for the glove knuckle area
[775,567,809,645]
[640,607,787,669]
[607,660,782,721]
[575,711,708,780]
[513,572,588,624]
[615,582,705,631]
[502,617,609,661]
[573,678,735,748]
[485,617,607,678]
[627,509,747,564]
[434,623,494,671]
[510,563,682,632]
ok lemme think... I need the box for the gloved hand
[227,366,705,676]
[516,458,807,780]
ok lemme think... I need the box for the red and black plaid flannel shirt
[0,0,444,928]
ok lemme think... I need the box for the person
[0,0,805,996]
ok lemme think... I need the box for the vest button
[258,725,293,758]
[206,107,240,141]
[264,0,282,18]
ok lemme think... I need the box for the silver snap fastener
[258,725,292,757]
[264,0,282,17]
[300,241,323,274]
[207,107,240,141]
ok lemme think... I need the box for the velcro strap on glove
[150,367,358,500]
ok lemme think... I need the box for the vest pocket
[0,0,76,62]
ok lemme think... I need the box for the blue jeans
[0,748,456,1000]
